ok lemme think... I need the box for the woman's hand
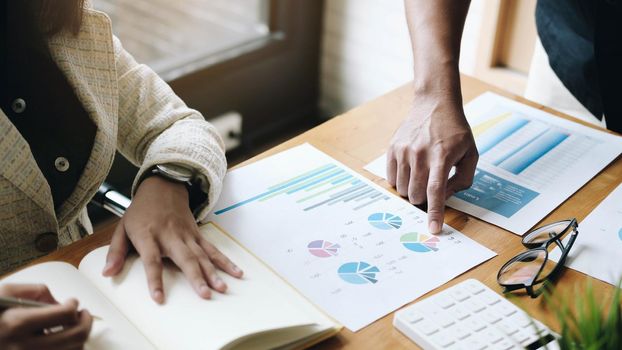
[0,284,93,350]
[387,91,479,234]
[102,176,243,304]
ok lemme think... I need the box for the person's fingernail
[152,289,164,304]
[232,265,241,274]
[103,261,113,274]
[429,220,441,234]
[65,298,79,308]
[199,284,211,298]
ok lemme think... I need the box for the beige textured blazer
[0,9,226,274]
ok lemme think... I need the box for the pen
[0,296,102,320]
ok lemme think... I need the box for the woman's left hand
[101,176,243,304]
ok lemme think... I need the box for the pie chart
[338,262,380,284]
[400,232,440,253]
[368,212,402,230]
[618,227,622,241]
[307,240,340,258]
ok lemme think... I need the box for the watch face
[157,163,194,182]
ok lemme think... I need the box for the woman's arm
[102,37,242,304]
[387,0,478,234]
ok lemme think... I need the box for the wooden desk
[35,75,621,349]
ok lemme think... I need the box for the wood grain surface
[22,75,622,349]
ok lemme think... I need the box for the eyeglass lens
[498,250,558,286]
[522,220,572,245]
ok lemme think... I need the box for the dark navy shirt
[1,1,97,209]
[536,0,622,132]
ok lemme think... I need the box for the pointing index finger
[426,159,451,234]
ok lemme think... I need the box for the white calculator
[393,279,558,350]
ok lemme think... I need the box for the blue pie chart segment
[368,212,403,230]
[338,262,380,284]
[618,227,622,241]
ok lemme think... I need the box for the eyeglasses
[497,219,579,298]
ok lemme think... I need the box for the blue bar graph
[215,163,383,215]
[498,129,569,174]
[477,116,529,155]
[491,129,548,166]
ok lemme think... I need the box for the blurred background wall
[319,0,537,117]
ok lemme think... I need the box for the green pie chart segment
[400,232,440,253]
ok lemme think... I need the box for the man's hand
[102,176,243,304]
[0,284,93,350]
[387,92,478,234]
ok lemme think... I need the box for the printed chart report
[209,144,496,331]
[364,93,622,234]
[550,183,622,286]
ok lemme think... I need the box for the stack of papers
[365,92,622,234]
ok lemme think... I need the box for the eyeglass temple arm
[540,227,579,291]
[553,228,578,265]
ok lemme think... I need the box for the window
[94,0,271,81]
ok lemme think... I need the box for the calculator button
[449,325,472,340]
[448,305,470,320]
[481,310,502,324]
[421,303,443,318]
[480,328,504,344]
[495,338,519,350]
[478,292,501,306]
[449,288,471,302]
[430,331,456,347]
[437,315,456,328]
[465,300,486,313]
[496,319,519,335]
[509,313,532,328]
[464,280,486,295]
[493,302,518,317]
[445,344,468,350]
[463,337,488,350]
[463,318,487,332]
[403,310,425,324]
[510,331,530,344]
[435,294,456,309]
[417,320,440,336]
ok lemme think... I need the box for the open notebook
[0,223,341,350]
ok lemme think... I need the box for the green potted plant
[544,281,621,350]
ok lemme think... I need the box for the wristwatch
[150,163,195,185]
[144,163,208,216]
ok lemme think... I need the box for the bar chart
[475,113,570,175]
[214,163,389,215]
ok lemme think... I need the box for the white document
[550,183,622,286]
[364,92,622,234]
[209,143,496,331]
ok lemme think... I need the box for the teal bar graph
[215,164,383,215]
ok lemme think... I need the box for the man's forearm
[405,0,471,97]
